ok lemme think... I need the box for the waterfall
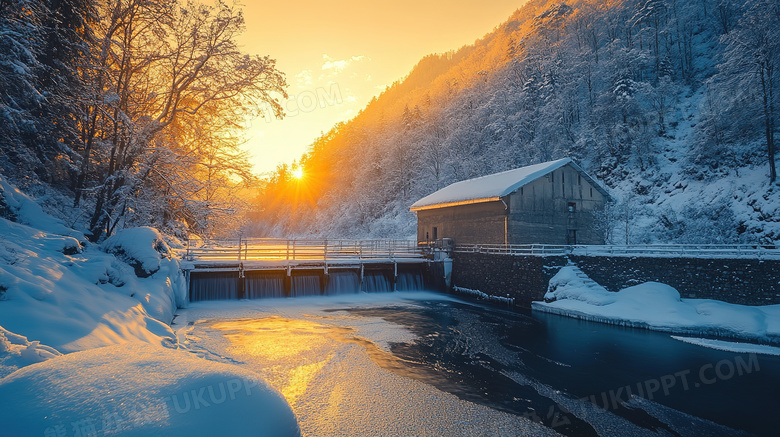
[190,272,238,301]
[291,274,322,297]
[362,271,392,293]
[397,270,425,291]
[246,272,285,298]
[324,271,361,294]
[189,264,430,301]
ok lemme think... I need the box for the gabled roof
[410,158,610,212]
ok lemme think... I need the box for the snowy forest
[0,0,286,242]
[1,0,778,245]
[254,0,779,245]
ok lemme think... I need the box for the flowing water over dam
[178,293,779,437]
[189,268,426,301]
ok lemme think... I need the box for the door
[566,229,577,245]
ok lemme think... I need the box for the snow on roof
[411,158,607,211]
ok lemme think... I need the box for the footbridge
[182,239,449,301]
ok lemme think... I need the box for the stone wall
[451,253,780,308]
[451,252,567,308]
[571,256,780,306]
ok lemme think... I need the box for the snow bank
[0,342,300,436]
[102,226,188,313]
[0,326,61,378]
[0,177,186,354]
[0,176,85,241]
[534,266,780,344]
[670,336,780,356]
[103,227,170,278]
[0,218,179,352]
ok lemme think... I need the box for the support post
[238,262,245,300]
[184,269,191,303]
[360,263,364,292]
[393,262,398,291]
[321,269,328,295]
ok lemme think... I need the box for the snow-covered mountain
[254,0,779,244]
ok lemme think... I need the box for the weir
[183,239,444,302]
[185,239,780,308]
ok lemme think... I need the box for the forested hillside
[0,0,286,241]
[254,0,779,244]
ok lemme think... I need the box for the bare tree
[75,0,286,240]
[717,0,778,182]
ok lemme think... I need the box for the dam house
[410,158,611,245]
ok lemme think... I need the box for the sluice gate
[184,239,444,302]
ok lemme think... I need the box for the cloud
[295,70,313,87]
[321,54,371,73]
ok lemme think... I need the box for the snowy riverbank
[0,177,299,435]
[533,266,780,349]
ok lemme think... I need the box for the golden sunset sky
[237,1,525,176]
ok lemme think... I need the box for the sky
[237,1,525,176]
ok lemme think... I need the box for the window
[432,227,438,240]
[561,172,565,184]
[590,187,593,197]
[578,174,582,185]
[567,202,576,213]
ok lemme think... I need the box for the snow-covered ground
[0,182,184,359]
[0,176,299,436]
[0,342,299,436]
[534,266,780,350]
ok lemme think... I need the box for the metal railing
[185,238,424,262]
[454,244,569,256]
[454,243,780,258]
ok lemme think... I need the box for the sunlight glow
[292,167,304,179]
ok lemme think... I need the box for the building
[410,158,611,245]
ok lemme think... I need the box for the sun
[292,167,304,180]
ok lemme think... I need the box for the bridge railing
[453,243,780,258]
[185,238,423,262]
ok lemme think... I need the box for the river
[177,292,778,436]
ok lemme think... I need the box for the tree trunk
[760,62,777,183]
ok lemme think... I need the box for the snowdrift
[0,176,185,358]
[0,342,300,436]
[534,266,780,344]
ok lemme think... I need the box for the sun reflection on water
[211,317,354,407]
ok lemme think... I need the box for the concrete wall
[415,201,507,244]
[451,252,780,308]
[508,164,606,245]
